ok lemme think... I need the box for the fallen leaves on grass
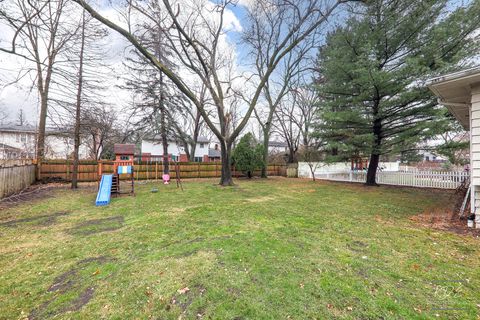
[177,287,190,294]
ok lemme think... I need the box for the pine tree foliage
[232,133,265,179]
[316,0,480,185]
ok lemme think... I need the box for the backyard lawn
[0,178,479,319]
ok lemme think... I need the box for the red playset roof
[114,144,135,155]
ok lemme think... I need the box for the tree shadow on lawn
[28,256,114,320]
[66,216,124,236]
[0,212,69,228]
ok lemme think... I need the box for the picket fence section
[0,164,36,199]
[315,170,469,189]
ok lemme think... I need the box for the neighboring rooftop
[144,135,210,144]
[0,123,71,135]
[114,144,135,155]
[268,141,288,148]
[0,123,37,133]
[208,148,221,158]
[0,143,21,151]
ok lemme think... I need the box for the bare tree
[291,84,321,147]
[73,0,344,185]
[273,91,301,163]
[168,89,208,162]
[17,109,25,126]
[0,0,78,160]
[82,106,121,160]
[243,0,319,177]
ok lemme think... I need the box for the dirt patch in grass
[67,216,124,236]
[347,240,369,253]
[0,212,69,228]
[246,196,276,203]
[29,256,111,319]
[411,208,480,236]
[0,184,69,210]
[169,284,207,313]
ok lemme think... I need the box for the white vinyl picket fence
[314,170,469,189]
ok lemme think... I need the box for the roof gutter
[437,98,470,108]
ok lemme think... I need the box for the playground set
[95,144,135,206]
[95,144,183,206]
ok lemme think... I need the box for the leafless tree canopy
[73,0,343,185]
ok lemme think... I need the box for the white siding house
[268,141,288,154]
[428,67,480,228]
[0,123,90,159]
[141,136,211,162]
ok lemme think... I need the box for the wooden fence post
[155,162,158,180]
[66,160,70,181]
[36,160,41,181]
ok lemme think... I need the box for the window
[199,143,205,148]
[425,156,430,161]
[16,134,20,142]
[21,134,26,143]
[120,155,130,160]
[194,157,203,162]
[171,155,177,161]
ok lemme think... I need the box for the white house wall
[470,83,480,227]
[0,130,90,160]
[0,131,36,157]
[141,140,209,158]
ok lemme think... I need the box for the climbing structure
[112,144,135,196]
[95,144,135,206]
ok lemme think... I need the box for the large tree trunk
[36,93,48,160]
[35,56,54,161]
[72,13,85,189]
[189,120,200,162]
[366,153,379,185]
[160,104,169,175]
[261,129,269,178]
[366,117,382,186]
[219,141,234,186]
[287,146,295,163]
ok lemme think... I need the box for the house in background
[207,144,221,162]
[0,143,23,159]
[141,135,220,162]
[268,141,288,154]
[0,123,90,159]
[428,67,480,228]
[417,150,447,163]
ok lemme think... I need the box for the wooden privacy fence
[0,164,36,199]
[39,160,287,182]
[314,170,470,189]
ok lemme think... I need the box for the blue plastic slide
[95,174,113,206]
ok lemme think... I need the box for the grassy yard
[0,178,479,319]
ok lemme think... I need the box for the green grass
[0,178,479,319]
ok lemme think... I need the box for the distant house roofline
[0,123,73,135]
[143,135,210,144]
[268,141,288,148]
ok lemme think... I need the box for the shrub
[232,133,264,178]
